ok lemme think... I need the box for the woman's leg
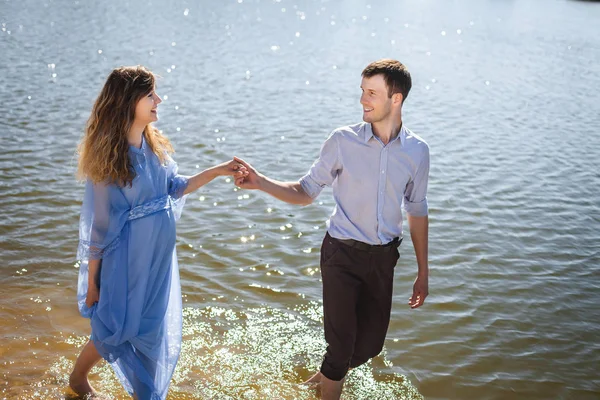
[69,339,102,396]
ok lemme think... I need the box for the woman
[69,65,247,399]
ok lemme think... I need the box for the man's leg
[350,248,398,369]
[321,374,345,400]
[315,234,367,396]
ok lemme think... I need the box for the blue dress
[76,135,188,399]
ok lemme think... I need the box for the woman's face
[134,88,162,126]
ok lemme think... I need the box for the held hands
[216,159,249,179]
[232,156,262,190]
[409,275,428,309]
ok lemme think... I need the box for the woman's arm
[86,258,101,308]
[183,160,247,195]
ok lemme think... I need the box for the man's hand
[86,285,99,308]
[408,275,428,309]
[233,156,262,190]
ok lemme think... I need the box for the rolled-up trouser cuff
[320,360,349,381]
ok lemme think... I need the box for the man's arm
[408,214,428,277]
[234,132,339,205]
[405,143,430,309]
[253,175,313,206]
[233,157,313,205]
[407,214,429,309]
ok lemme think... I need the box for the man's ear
[393,92,404,106]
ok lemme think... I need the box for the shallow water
[3,302,422,399]
[1,0,600,399]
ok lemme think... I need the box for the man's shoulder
[330,122,366,139]
[403,127,429,152]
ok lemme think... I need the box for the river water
[1,0,599,399]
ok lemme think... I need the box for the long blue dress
[76,135,188,399]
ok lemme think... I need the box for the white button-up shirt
[300,122,429,245]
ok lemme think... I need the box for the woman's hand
[216,159,249,178]
[183,160,249,195]
[86,284,99,308]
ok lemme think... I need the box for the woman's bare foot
[69,340,102,398]
[69,372,96,398]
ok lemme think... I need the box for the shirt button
[381,170,384,174]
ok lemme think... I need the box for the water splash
[6,304,422,399]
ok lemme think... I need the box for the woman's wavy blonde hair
[77,65,173,187]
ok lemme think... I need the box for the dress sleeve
[76,180,129,318]
[77,180,129,260]
[166,155,189,220]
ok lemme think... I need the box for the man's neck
[372,116,403,146]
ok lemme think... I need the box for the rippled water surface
[1,0,599,399]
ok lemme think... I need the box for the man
[234,59,429,400]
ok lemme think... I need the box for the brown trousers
[319,232,401,381]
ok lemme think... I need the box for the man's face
[360,74,396,124]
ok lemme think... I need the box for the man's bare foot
[301,371,323,386]
[68,372,96,398]
[321,375,344,400]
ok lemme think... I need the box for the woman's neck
[127,123,145,149]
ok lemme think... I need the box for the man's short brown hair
[362,59,412,102]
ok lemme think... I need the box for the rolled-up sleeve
[403,144,430,217]
[299,131,341,199]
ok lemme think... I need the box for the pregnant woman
[69,65,247,399]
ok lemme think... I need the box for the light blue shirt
[300,122,429,245]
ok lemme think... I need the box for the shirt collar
[363,123,406,146]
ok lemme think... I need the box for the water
[1,0,599,399]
